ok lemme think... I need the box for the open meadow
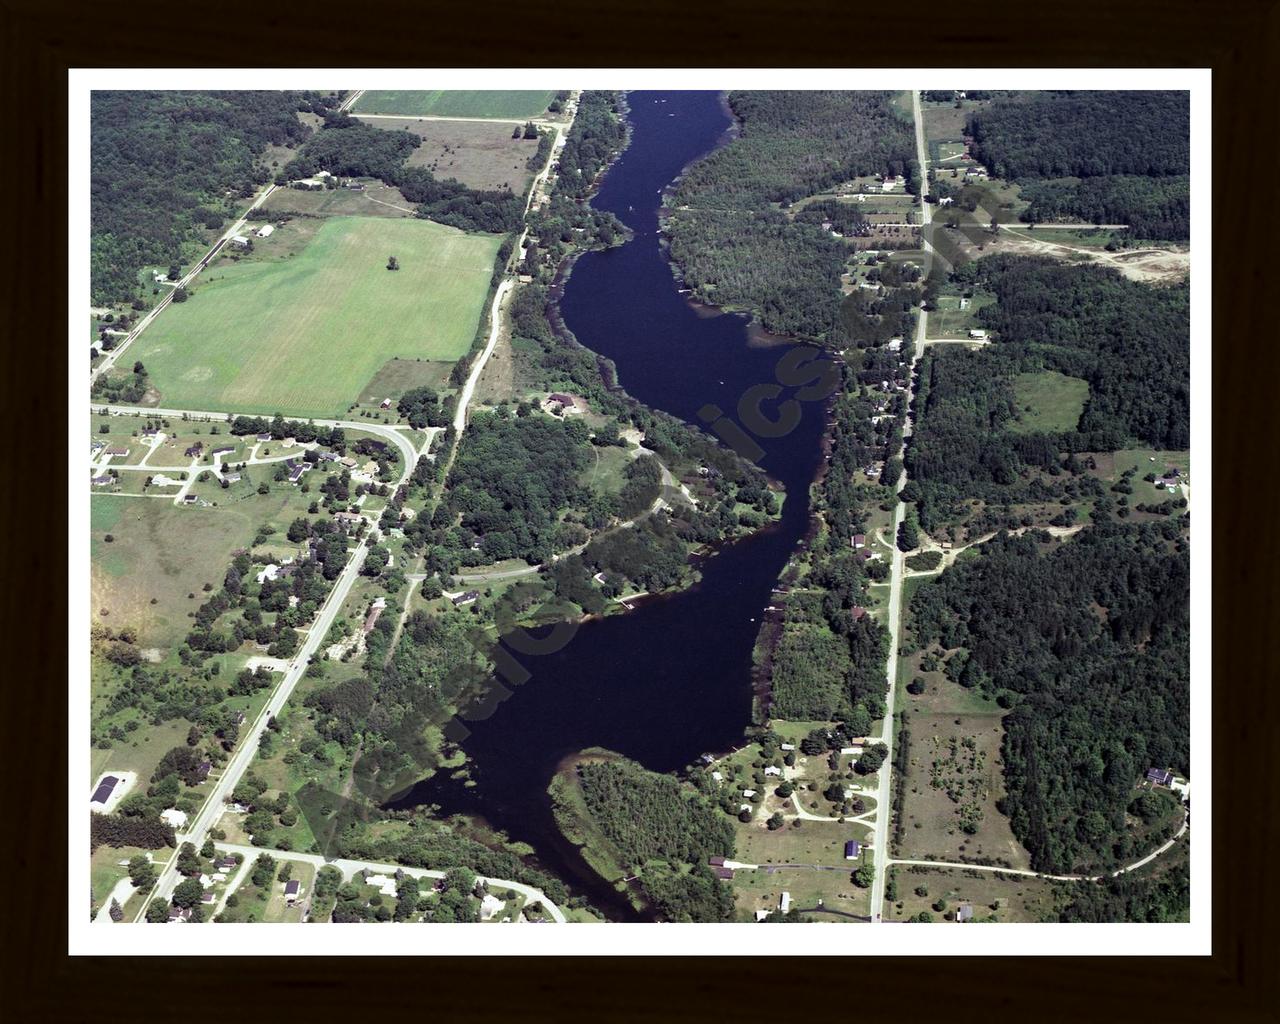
[354,91,556,119]
[130,217,499,418]
[356,116,541,193]
[1009,370,1090,434]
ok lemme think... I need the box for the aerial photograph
[81,82,1195,938]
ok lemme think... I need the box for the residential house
[956,903,974,922]
[91,475,113,487]
[451,590,481,606]
[852,534,866,550]
[764,765,782,776]
[90,775,118,806]
[712,866,735,881]
[844,840,862,860]
[104,446,130,457]
[230,234,250,249]
[257,432,272,442]
[185,442,203,457]
[380,398,392,409]
[851,606,867,622]
[1146,767,1175,787]
[779,892,791,914]
[256,224,275,238]
[284,880,303,903]
[333,511,364,532]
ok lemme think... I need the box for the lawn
[132,217,500,418]
[354,90,556,119]
[928,292,996,339]
[1009,370,1090,434]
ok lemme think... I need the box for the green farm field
[132,217,499,418]
[354,90,556,119]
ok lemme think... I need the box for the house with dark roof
[211,445,235,457]
[712,866,734,881]
[451,590,481,606]
[851,606,867,622]
[708,856,726,867]
[185,442,203,457]
[956,903,974,922]
[284,879,302,903]
[852,533,866,549]
[844,840,862,860]
[288,463,307,484]
[1146,767,1175,787]
[90,775,118,806]
[257,432,272,442]
[196,761,212,781]
[104,446,130,457]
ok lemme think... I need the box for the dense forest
[1018,175,1190,240]
[666,92,916,340]
[1055,859,1189,922]
[968,92,1189,181]
[907,523,1189,875]
[91,91,314,303]
[573,757,735,921]
[440,412,592,565]
[966,91,1190,239]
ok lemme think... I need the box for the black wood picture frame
[2,0,1273,1018]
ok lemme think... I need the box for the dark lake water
[391,92,829,919]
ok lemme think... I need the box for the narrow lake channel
[392,91,830,919]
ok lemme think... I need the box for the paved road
[868,91,936,924]
[92,182,279,385]
[213,842,567,922]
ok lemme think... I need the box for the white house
[764,765,782,776]
[256,564,280,585]
[968,328,988,340]
[160,808,188,829]
[479,892,506,921]
[256,224,275,238]
[230,234,250,249]
[779,892,791,913]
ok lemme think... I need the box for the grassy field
[1009,370,1090,434]
[354,91,556,119]
[895,712,1029,868]
[884,864,1059,922]
[132,217,499,418]
[91,487,318,651]
[928,292,996,338]
[357,117,541,193]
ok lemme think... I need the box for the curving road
[213,842,567,922]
